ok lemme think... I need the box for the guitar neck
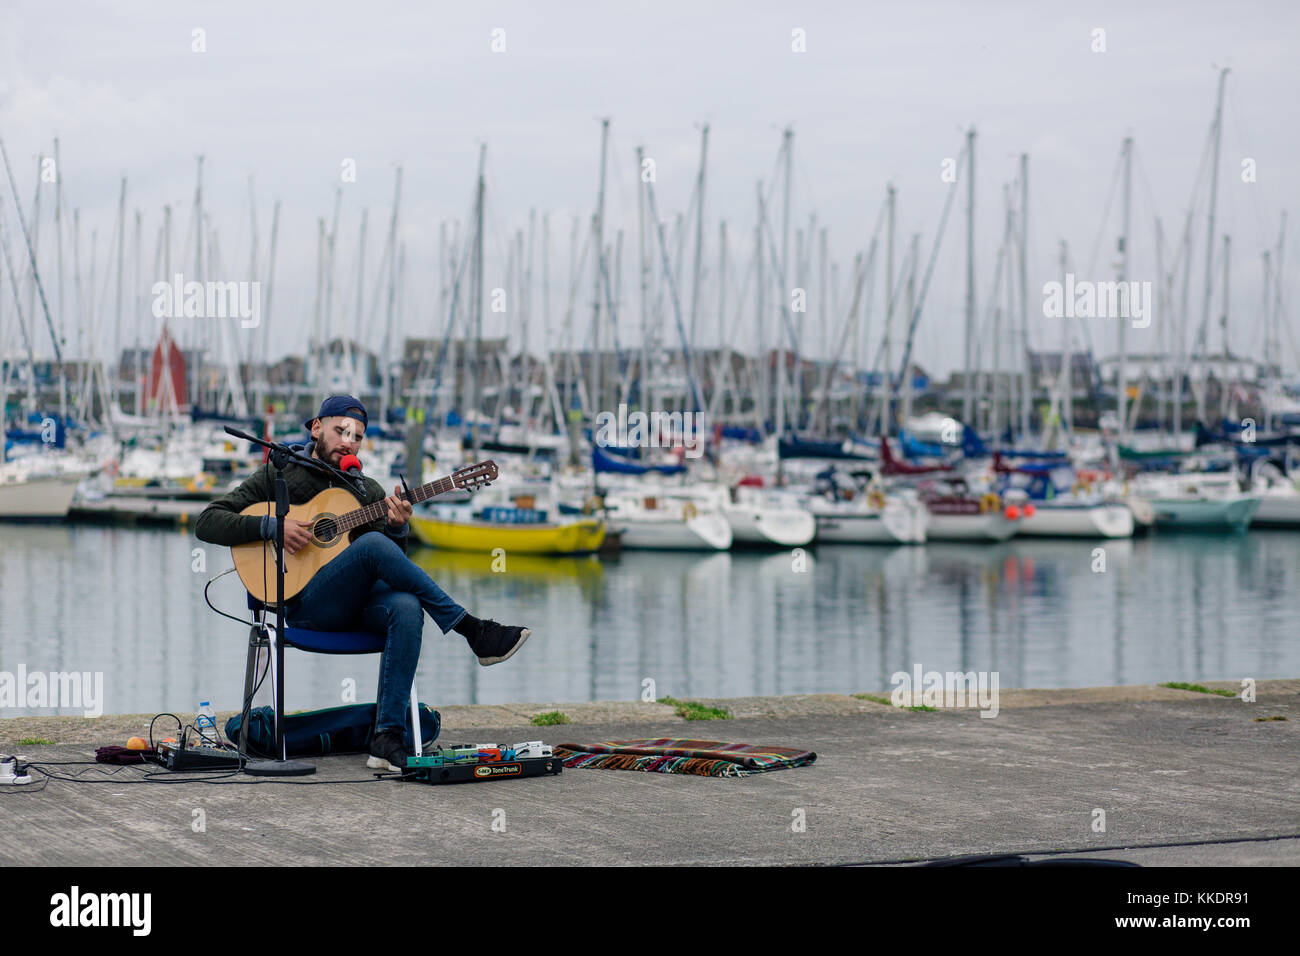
[334,475,460,533]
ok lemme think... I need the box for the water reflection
[0,524,1294,716]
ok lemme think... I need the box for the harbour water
[1,524,1295,718]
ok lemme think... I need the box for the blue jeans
[284,532,467,734]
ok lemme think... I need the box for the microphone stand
[223,425,332,778]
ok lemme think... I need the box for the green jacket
[193,442,409,553]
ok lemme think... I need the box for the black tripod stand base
[243,759,316,777]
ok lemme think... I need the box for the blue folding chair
[240,593,424,761]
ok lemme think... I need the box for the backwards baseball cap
[303,395,369,431]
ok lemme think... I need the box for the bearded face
[310,414,365,466]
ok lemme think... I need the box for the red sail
[146,328,187,409]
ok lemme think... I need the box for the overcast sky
[2,1,1297,380]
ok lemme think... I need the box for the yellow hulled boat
[409,547,604,583]
[409,512,606,555]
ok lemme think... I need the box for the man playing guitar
[194,394,531,772]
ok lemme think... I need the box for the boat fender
[979,492,1000,514]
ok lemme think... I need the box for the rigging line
[480,148,512,257]
[425,189,481,413]
[722,243,759,348]
[1131,143,1167,246]
[758,202,802,357]
[1166,169,1208,287]
[0,137,64,367]
[0,219,37,361]
[794,151,827,228]
[972,206,1014,373]
[362,223,395,349]
[705,242,760,391]
[1224,79,1272,250]
[813,199,888,421]
[562,225,595,350]
[604,127,636,235]
[749,132,786,222]
[1174,111,1220,270]
[891,136,969,403]
[1273,296,1300,372]
[643,175,705,413]
[1083,145,1124,280]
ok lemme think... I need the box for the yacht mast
[1195,68,1229,424]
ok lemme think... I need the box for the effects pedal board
[402,741,562,785]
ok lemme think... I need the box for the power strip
[0,754,33,785]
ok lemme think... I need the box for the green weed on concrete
[1160,681,1237,698]
[659,696,732,720]
[530,711,570,727]
[853,693,893,706]
[17,737,55,745]
[852,693,936,712]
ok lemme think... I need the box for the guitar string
[326,472,493,533]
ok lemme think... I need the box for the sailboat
[0,453,86,519]
[680,479,816,548]
[994,455,1134,538]
[802,467,927,543]
[409,478,605,554]
[1131,469,1261,531]
[1248,461,1300,528]
[600,483,732,550]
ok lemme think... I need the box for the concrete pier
[2,680,1296,866]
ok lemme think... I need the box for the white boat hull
[725,506,816,547]
[0,472,82,518]
[1147,496,1261,531]
[614,513,733,550]
[1127,496,1156,529]
[1251,492,1300,527]
[1016,503,1134,538]
[811,499,927,543]
[925,511,1020,541]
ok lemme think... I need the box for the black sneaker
[468,620,531,666]
[366,728,412,773]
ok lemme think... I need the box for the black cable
[201,557,273,755]
[149,714,182,750]
[0,774,49,794]
[21,762,399,786]
[204,568,255,628]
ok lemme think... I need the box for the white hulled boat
[1249,465,1300,528]
[911,479,1022,542]
[602,486,732,551]
[807,487,928,544]
[688,482,816,548]
[0,454,90,519]
[1132,472,1261,531]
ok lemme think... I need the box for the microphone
[337,453,368,494]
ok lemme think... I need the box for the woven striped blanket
[554,738,817,777]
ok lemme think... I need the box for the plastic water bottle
[196,699,217,743]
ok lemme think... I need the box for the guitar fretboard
[332,475,458,533]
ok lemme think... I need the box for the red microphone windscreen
[339,454,362,473]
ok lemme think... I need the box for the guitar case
[224,702,441,758]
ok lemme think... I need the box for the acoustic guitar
[232,460,498,603]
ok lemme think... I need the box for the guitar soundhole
[312,515,341,545]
